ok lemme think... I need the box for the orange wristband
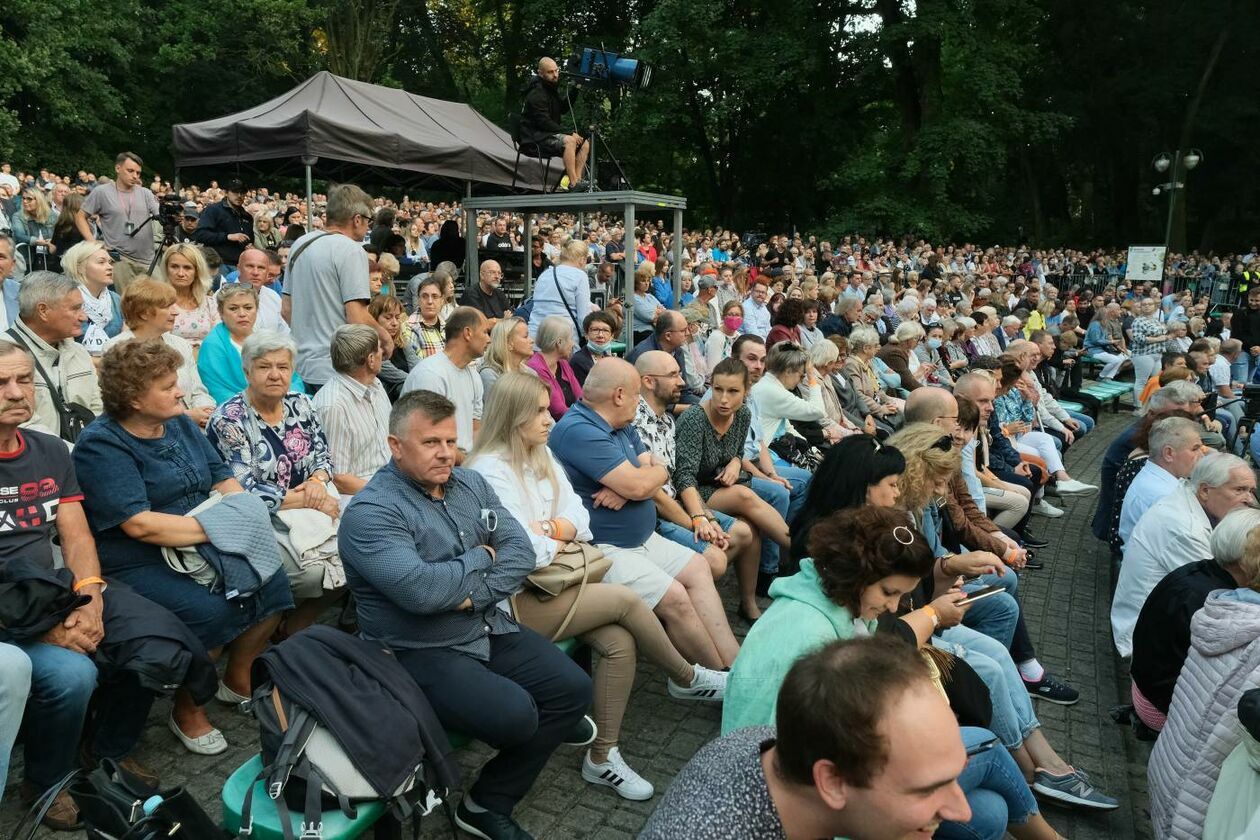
[73,576,106,593]
[922,605,940,628]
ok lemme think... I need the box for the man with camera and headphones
[520,57,590,191]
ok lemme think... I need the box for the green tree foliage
[1,0,1257,247]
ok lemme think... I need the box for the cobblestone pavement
[1,411,1155,839]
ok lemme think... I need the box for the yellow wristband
[73,576,106,593]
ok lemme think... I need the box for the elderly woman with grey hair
[525,314,584,419]
[807,338,870,440]
[842,325,904,423]
[749,342,839,447]
[877,320,931,391]
[205,330,346,638]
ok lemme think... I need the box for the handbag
[514,540,611,641]
[14,762,224,840]
[768,418,825,470]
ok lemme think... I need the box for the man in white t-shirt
[281,184,377,391]
[402,307,491,462]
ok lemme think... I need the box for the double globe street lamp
[1152,149,1204,289]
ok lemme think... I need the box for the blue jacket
[2,278,19,328]
[650,276,675,310]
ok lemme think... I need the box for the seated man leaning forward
[338,390,592,840]
[549,357,741,671]
[641,636,971,840]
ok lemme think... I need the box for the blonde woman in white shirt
[468,372,728,802]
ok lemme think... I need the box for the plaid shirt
[410,315,446,359]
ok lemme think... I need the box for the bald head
[583,357,639,405]
[904,387,958,426]
[538,57,559,84]
[635,350,678,377]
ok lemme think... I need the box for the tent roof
[171,71,546,193]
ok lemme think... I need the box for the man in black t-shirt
[459,259,512,320]
[0,342,171,828]
[483,216,515,250]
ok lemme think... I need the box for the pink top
[172,294,219,350]
[526,352,584,420]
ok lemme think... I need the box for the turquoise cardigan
[721,559,872,734]
[197,322,305,404]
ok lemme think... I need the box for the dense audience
[2,155,1260,840]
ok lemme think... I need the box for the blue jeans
[1066,410,1094,435]
[753,462,811,573]
[1232,353,1253,386]
[962,571,1020,649]
[937,625,1039,750]
[656,509,737,553]
[937,727,1040,840]
[0,644,32,804]
[19,642,98,789]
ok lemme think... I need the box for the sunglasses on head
[932,434,953,452]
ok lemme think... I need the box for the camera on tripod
[158,195,185,229]
[1241,385,1260,420]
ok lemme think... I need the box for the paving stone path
[0,411,1156,839]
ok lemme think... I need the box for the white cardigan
[749,372,825,443]
[1149,591,1260,839]
[469,450,593,571]
[104,329,215,411]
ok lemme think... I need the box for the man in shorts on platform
[550,357,740,671]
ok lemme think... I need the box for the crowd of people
[1,152,1259,840]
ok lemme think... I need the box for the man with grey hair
[0,233,22,326]
[2,271,101,439]
[312,324,392,500]
[281,183,378,393]
[402,306,491,460]
[1114,451,1257,656]
[1117,416,1207,547]
[339,388,592,840]
[995,314,1023,351]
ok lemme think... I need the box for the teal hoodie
[721,559,874,734]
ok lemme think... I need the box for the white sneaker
[1055,478,1098,496]
[1032,499,1064,518]
[582,748,655,800]
[668,664,727,702]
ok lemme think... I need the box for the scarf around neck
[79,284,114,355]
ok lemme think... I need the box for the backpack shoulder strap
[6,327,68,415]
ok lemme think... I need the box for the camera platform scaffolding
[462,190,687,349]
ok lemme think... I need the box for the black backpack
[241,627,461,840]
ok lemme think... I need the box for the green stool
[222,755,394,840]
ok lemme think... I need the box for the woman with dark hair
[725,505,1069,840]
[765,298,804,347]
[673,358,790,621]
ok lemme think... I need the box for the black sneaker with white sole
[1023,672,1080,705]
[454,801,535,840]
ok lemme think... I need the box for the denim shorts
[655,510,737,553]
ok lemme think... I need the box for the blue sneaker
[1032,768,1119,811]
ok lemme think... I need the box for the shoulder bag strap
[548,545,590,642]
[549,267,584,339]
[281,231,335,286]
[6,327,70,417]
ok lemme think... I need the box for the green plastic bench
[1080,379,1131,412]
[1056,400,1084,414]
[223,755,392,840]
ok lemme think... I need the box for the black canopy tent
[171,71,549,210]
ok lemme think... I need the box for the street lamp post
[1152,149,1203,292]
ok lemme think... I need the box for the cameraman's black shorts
[538,133,567,157]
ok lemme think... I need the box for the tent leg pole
[524,213,534,298]
[623,202,636,349]
[672,208,684,307]
[304,165,313,229]
[464,182,476,285]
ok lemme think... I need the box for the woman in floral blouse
[205,331,345,636]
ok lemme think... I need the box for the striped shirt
[311,372,392,484]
